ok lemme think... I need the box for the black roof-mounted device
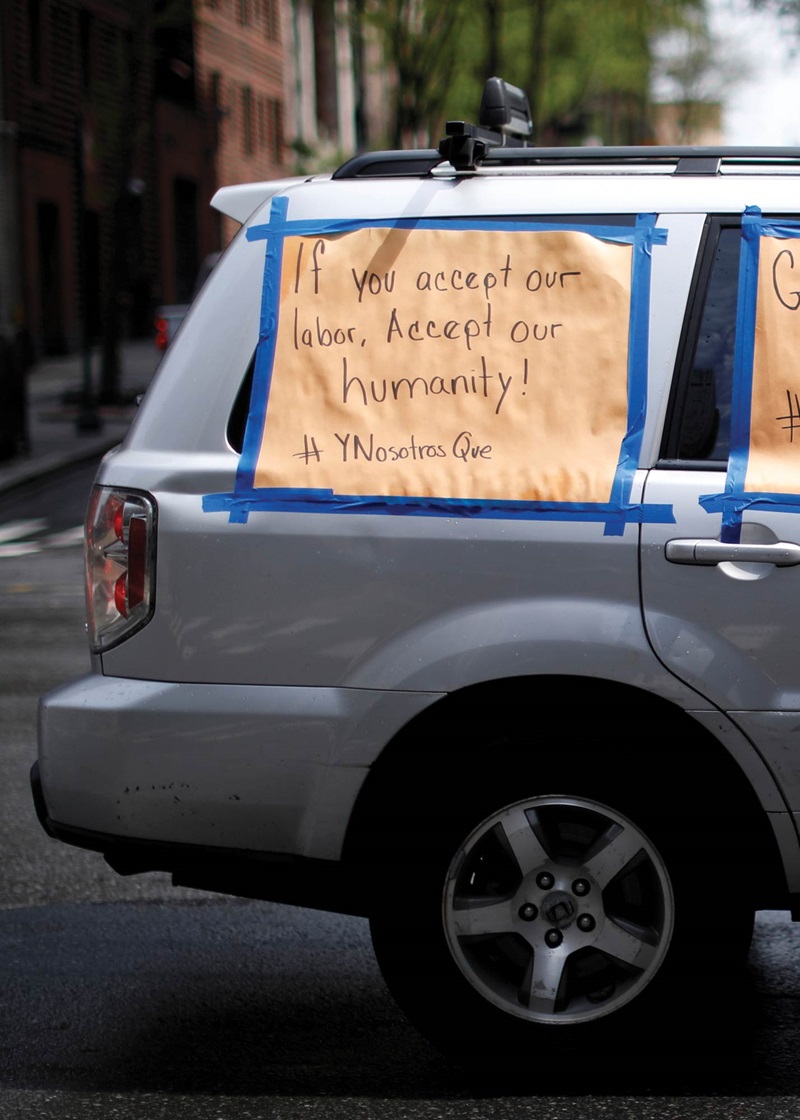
[438,77,533,172]
[479,76,533,138]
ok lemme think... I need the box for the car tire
[369,778,755,1067]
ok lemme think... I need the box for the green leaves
[362,0,712,148]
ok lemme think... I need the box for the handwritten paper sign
[252,225,634,505]
[745,234,800,495]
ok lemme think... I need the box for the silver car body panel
[38,675,798,870]
[38,168,800,891]
[38,676,437,858]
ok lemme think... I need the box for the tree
[652,7,747,141]
[361,0,467,147]
[430,0,716,147]
[749,0,800,15]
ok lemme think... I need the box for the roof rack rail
[472,144,800,173]
[332,149,442,180]
[332,143,800,180]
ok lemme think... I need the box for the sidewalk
[0,340,161,495]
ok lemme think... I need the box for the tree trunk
[528,0,548,141]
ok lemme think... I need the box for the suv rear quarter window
[664,220,741,465]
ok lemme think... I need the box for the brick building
[0,0,155,357]
[193,0,286,249]
[0,0,392,375]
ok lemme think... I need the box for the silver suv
[32,79,800,1060]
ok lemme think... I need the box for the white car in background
[153,251,221,352]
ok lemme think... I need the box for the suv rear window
[226,213,640,457]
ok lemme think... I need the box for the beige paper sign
[254,226,633,504]
[746,235,800,495]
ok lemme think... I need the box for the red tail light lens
[154,316,169,351]
[85,487,156,652]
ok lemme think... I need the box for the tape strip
[713,206,800,541]
[202,489,674,525]
[238,196,289,494]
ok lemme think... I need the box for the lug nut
[519,903,538,922]
[537,871,555,890]
[577,914,596,932]
[572,878,590,897]
[545,928,563,948]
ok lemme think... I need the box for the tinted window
[672,224,740,462]
[227,354,254,453]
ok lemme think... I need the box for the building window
[173,178,199,302]
[258,97,266,148]
[238,0,249,24]
[242,86,254,155]
[264,0,280,41]
[114,30,131,91]
[78,10,94,91]
[28,0,43,84]
[267,98,283,162]
[224,78,235,134]
[209,70,222,117]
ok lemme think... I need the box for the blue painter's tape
[701,491,800,516]
[203,487,674,527]
[209,204,671,527]
[716,207,800,541]
[238,196,290,494]
[722,207,763,541]
[246,214,666,246]
[608,213,660,515]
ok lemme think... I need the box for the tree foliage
[361,0,467,148]
[652,5,747,139]
[749,0,800,16]
[366,0,713,147]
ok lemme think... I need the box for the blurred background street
[5,0,800,1116]
[2,0,798,477]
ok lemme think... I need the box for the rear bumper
[30,760,55,837]
[31,759,371,914]
[36,673,439,861]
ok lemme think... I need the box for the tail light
[154,316,169,351]
[85,487,156,652]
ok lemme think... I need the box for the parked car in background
[153,251,221,351]
[32,77,800,1064]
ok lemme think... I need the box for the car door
[641,215,800,811]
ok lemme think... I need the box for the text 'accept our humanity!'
[254,225,635,505]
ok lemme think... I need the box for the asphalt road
[4,461,800,1118]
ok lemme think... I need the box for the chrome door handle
[666,539,800,566]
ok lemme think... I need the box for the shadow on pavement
[0,900,796,1099]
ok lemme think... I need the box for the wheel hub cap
[443,795,674,1026]
[540,890,576,929]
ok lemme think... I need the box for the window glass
[675,225,740,461]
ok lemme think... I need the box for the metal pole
[75,110,101,433]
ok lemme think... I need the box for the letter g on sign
[773,248,800,311]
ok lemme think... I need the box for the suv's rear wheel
[369,785,754,1064]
